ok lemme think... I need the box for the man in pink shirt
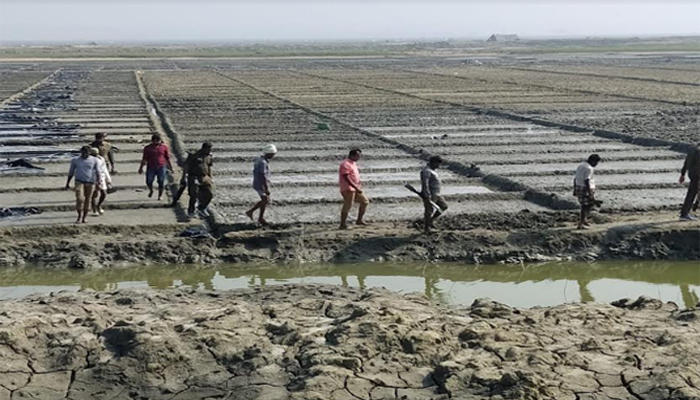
[339,148,369,230]
[138,134,173,200]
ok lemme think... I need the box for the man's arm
[138,147,147,174]
[342,174,361,193]
[420,170,431,198]
[680,153,691,183]
[166,146,173,170]
[65,160,75,189]
[108,147,116,172]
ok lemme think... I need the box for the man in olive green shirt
[679,143,700,221]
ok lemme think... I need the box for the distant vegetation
[0,36,698,59]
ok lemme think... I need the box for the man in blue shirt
[65,145,101,223]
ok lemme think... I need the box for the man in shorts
[65,145,101,224]
[138,134,173,201]
[339,148,369,230]
[573,154,602,229]
[421,156,448,234]
[246,144,277,226]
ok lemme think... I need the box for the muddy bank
[1,284,699,400]
[0,211,698,268]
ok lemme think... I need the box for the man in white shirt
[573,154,601,229]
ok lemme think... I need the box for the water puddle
[0,261,697,308]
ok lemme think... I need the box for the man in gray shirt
[246,144,277,226]
[65,145,101,223]
[420,156,448,233]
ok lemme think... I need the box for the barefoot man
[421,156,448,233]
[138,134,173,201]
[65,145,101,223]
[246,144,277,225]
[573,154,602,229]
[339,148,369,230]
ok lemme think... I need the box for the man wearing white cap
[246,144,277,225]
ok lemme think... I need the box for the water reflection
[0,261,698,308]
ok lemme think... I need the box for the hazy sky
[1,1,698,43]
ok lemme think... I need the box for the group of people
[65,133,700,230]
[243,145,449,233]
[572,143,700,229]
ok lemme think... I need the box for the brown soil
[1,284,699,400]
[1,211,697,269]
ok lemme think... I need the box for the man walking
[90,132,116,174]
[90,147,112,216]
[246,144,277,226]
[421,156,448,233]
[338,148,369,230]
[183,142,214,218]
[679,143,700,221]
[573,154,602,229]
[65,146,101,224]
[138,134,173,201]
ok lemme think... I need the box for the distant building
[487,34,520,42]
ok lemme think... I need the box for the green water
[0,261,698,308]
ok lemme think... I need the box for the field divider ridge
[282,70,578,210]
[398,68,696,151]
[135,70,202,226]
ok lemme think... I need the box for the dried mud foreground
[0,285,699,400]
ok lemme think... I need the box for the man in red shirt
[138,134,173,200]
[339,148,369,230]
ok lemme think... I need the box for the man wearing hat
[183,141,214,218]
[246,144,277,225]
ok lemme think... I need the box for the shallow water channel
[0,261,698,308]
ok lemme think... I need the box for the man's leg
[578,204,586,229]
[82,184,94,222]
[97,190,107,210]
[198,185,213,211]
[91,188,99,214]
[156,167,167,200]
[146,168,156,198]
[187,179,198,215]
[681,178,699,217]
[340,191,354,229]
[355,192,369,225]
[74,183,84,223]
[423,198,433,233]
[429,197,448,226]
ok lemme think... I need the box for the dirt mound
[0,285,699,400]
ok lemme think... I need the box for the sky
[0,1,698,44]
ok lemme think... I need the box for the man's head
[201,141,213,155]
[348,148,362,162]
[263,144,277,159]
[89,147,99,157]
[94,132,106,143]
[151,134,162,145]
[429,156,443,169]
[80,145,92,158]
[587,154,602,167]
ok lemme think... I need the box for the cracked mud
[1,285,699,400]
